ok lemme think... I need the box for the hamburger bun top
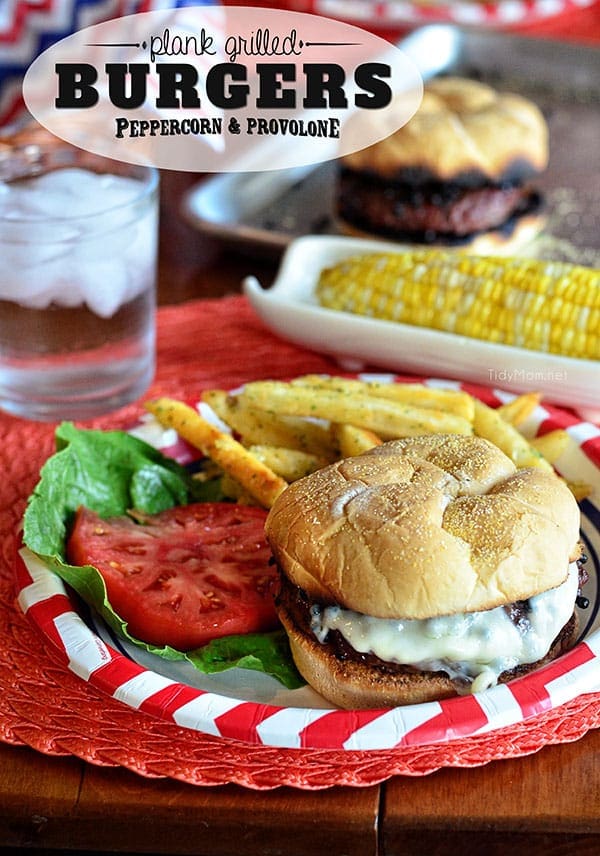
[265,434,581,620]
[341,77,549,184]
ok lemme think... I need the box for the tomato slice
[66,503,279,650]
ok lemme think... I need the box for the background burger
[265,434,586,709]
[337,77,548,255]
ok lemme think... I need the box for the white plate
[243,235,600,412]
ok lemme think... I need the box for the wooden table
[2,9,600,854]
[2,730,599,855]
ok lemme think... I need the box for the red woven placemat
[2,295,599,789]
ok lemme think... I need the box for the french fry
[247,445,328,481]
[202,389,338,458]
[292,375,475,421]
[199,390,236,426]
[472,399,553,471]
[220,474,258,505]
[333,423,383,458]
[239,381,473,439]
[496,392,542,426]
[148,381,592,509]
[145,397,288,508]
[530,429,571,464]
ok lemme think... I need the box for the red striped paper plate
[270,0,598,29]
[14,375,600,751]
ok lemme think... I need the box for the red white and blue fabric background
[0,0,212,126]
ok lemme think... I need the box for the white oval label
[23,6,422,172]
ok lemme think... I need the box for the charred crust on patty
[337,168,544,245]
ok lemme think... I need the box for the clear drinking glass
[0,137,158,421]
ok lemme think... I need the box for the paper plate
[276,0,598,29]
[14,375,600,751]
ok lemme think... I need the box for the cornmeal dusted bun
[343,77,548,182]
[337,77,549,253]
[267,435,579,618]
[266,435,585,708]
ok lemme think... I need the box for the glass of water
[0,134,158,421]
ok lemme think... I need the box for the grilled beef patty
[276,558,588,688]
[337,168,542,243]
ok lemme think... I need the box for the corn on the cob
[315,251,600,359]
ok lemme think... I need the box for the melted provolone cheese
[310,563,579,693]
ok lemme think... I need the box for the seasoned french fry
[247,445,328,481]
[472,399,553,471]
[530,429,570,464]
[202,389,338,458]
[145,397,287,508]
[496,392,542,426]
[293,375,475,421]
[333,423,382,458]
[199,390,236,427]
[239,381,473,439]
[220,474,258,505]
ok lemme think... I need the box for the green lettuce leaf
[23,422,304,690]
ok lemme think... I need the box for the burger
[265,434,586,708]
[336,77,548,255]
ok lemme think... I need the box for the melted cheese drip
[311,564,579,693]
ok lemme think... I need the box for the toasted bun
[279,603,579,709]
[335,208,546,257]
[265,435,581,620]
[342,77,548,183]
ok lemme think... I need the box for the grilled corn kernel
[316,251,600,359]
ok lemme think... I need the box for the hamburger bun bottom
[278,602,579,709]
[335,209,546,257]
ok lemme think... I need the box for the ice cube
[78,261,131,318]
[97,173,144,206]
[53,281,88,309]
[1,238,70,274]
[8,269,67,309]
[124,206,158,267]
[0,167,152,311]
[0,168,145,220]
[0,253,67,306]
[74,221,132,260]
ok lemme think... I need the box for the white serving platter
[243,235,600,412]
